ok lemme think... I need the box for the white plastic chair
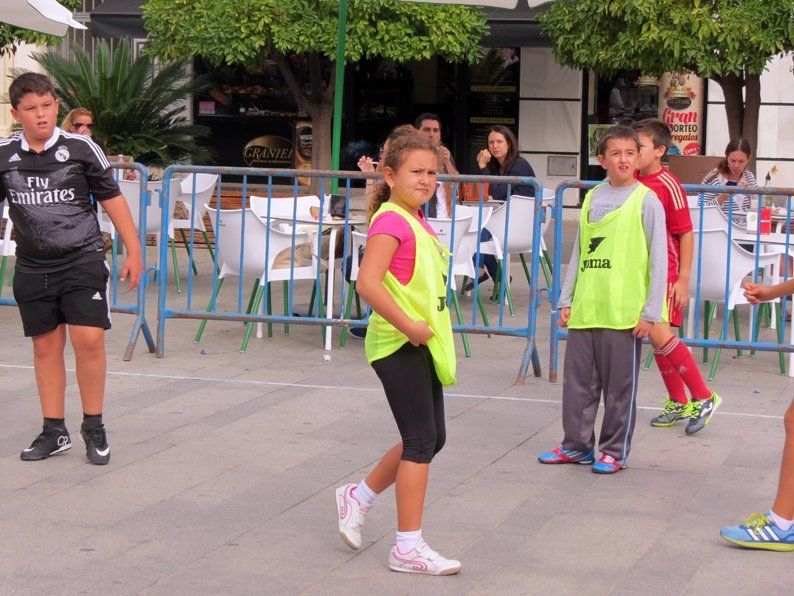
[250,194,327,226]
[172,173,219,272]
[100,179,186,291]
[448,205,495,334]
[197,206,321,352]
[0,204,16,296]
[452,203,493,281]
[688,204,736,233]
[688,227,779,379]
[429,215,474,357]
[480,194,552,314]
[689,204,791,333]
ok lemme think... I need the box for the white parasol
[1,0,87,37]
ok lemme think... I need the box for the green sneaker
[686,392,722,435]
[650,398,691,427]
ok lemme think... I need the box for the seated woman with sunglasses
[61,108,95,137]
[61,108,110,155]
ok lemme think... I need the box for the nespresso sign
[243,135,294,168]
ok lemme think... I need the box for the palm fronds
[32,40,212,168]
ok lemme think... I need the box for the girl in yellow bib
[335,135,461,575]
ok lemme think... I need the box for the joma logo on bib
[580,258,612,272]
[581,235,611,271]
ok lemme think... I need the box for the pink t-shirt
[367,209,437,285]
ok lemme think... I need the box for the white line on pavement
[0,364,784,420]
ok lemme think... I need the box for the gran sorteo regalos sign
[658,72,704,156]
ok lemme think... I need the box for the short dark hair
[597,124,639,156]
[415,113,441,129]
[9,72,57,109]
[632,118,672,153]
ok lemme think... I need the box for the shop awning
[87,0,145,39]
[482,0,550,47]
[84,0,551,45]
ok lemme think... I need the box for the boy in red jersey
[633,119,720,434]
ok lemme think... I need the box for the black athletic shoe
[20,426,72,461]
[81,423,110,465]
[349,327,367,339]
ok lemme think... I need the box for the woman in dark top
[477,125,536,200]
[470,126,536,287]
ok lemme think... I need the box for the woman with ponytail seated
[700,138,757,225]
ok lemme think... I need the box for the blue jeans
[474,229,498,279]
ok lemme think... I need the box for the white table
[732,231,794,247]
[260,215,366,350]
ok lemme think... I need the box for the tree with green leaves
[33,39,212,167]
[0,0,82,56]
[538,0,793,161]
[142,0,486,171]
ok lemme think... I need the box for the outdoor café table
[733,230,794,377]
[259,214,366,351]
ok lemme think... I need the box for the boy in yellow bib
[334,135,461,575]
[538,125,668,474]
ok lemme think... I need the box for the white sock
[769,509,793,531]
[353,479,377,508]
[395,529,422,553]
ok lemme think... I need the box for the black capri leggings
[371,342,446,464]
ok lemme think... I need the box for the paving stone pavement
[0,247,792,595]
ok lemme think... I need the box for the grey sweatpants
[561,328,641,464]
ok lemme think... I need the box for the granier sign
[243,135,294,168]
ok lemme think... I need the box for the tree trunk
[715,74,744,142]
[268,48,336,194]
[310,103,333,172]
[742,73,761,174]
[303,101,334,194]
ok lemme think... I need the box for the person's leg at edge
[721,401,794,549]
[32,324,68,419]
[771,401,794,523]
[69,325,106,416]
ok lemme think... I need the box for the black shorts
[371,343,445,464]
[13,260,111,337]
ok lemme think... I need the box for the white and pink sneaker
[388,539,462,576]
[335,483,369,550]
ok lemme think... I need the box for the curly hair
[366,135,438,222]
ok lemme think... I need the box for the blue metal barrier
[0,162,155,361]
[549,180,794,382]
[154,166,549,383]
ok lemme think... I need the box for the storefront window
[192,57,316,176]
[585,70,659,177]
[466,47,520,174]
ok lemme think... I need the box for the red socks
[655,336,712,402]
[654,351,688,404]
